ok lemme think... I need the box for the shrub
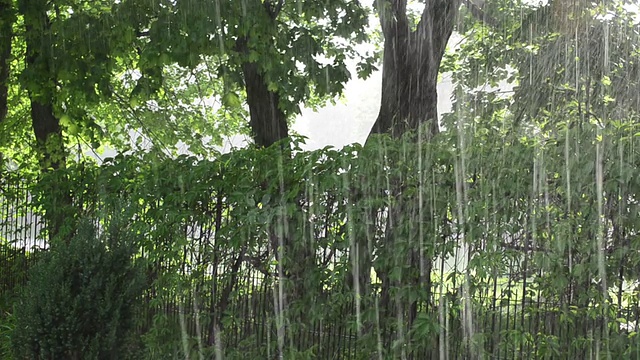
[0,308,14,360]
[10,218,147,360]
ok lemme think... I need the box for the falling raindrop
[214,0,224,54]
[454,86,475,358]
[596,7,611,358]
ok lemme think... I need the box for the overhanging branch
[264,0,284,20]
[463,0,499,27]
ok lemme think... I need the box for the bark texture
[21,0,70,242]
[22,1,66,170]
[239,0,289,149]
[242,60,289,148]
[370,0,459,139]
[363,1,460,355]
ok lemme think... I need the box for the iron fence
[2,173,640,359]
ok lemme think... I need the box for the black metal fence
[0,175,45,299]
[2,168,640,359]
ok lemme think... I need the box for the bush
[10,218,147,360]
[1,308,14,360]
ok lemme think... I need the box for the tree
[370,0,460,139]
[19,0,67,171]
[99,0,372,150]
[335,0,462,340]
[356,0,639,354]
[438,0,640,353]
[234,1,289,148]
[1,0,374,244]
[129,1,374,329]
[2,0,375,163]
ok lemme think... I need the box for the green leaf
[222,92,242,108]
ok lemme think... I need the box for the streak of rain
[3,1,640,360]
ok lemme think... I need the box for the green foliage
[0,247,35,360]
[1,111,639,358]
[10,218,147,360]
[0,307,14,360]
[448,0,640,131]
[16,108,640,357]
[2,1,640,358]
[0,0,375,168]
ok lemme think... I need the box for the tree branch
[377,0,409,36]
[413,0,459,78]
[463,0,499,27]
[264,0,284,20]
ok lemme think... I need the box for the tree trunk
[242,60,289,148]
[237,1,289,149]
[21,1,70,241]
[370,0,459,139]
[22,1,66,171]
[364,0,459,351]
[236,0,315,339]
[0,0,13,124]
[29,100,65,170]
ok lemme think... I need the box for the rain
[1,0,640,359]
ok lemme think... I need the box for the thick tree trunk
[363,0,459,352]
[29,100,65,170]
[370,0,458,139]
[236,0,315,341]
[242,60,289,148]
[0,0,13,124]
[21,1,70,241]
[237,1,289,149]
[22,1,66,171]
